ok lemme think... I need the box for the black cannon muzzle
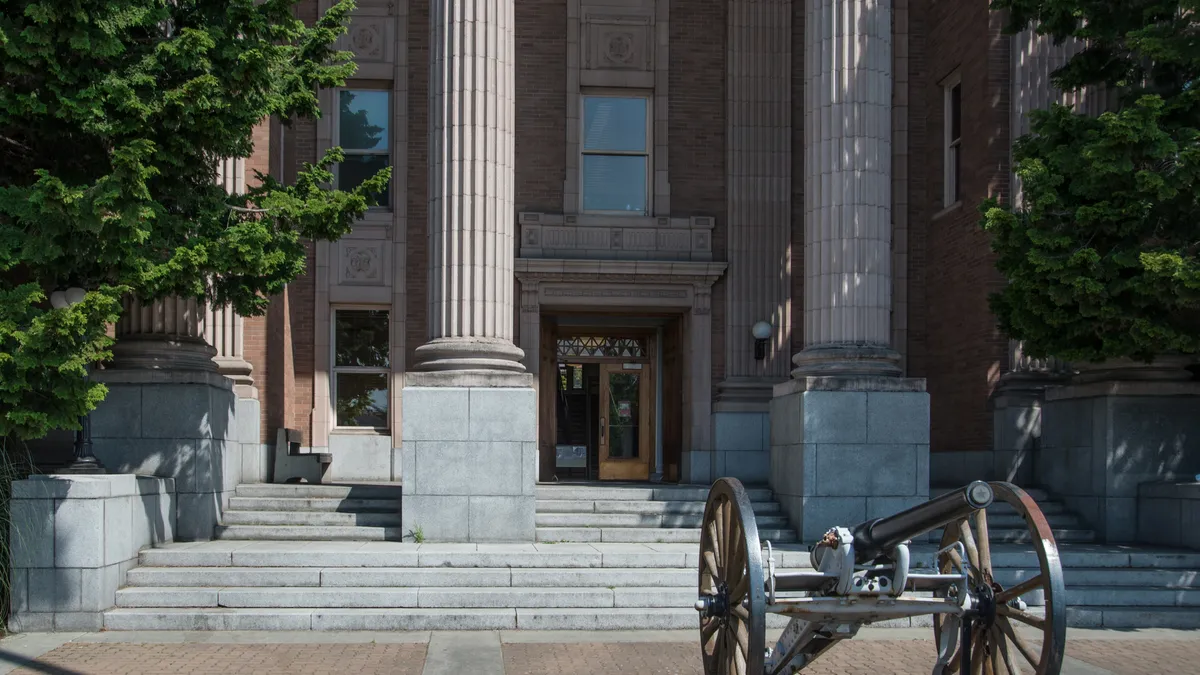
[848,481,993,562]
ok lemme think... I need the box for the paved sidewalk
[1,628,1196,674]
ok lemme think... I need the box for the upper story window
[943,77,962,206]
[333,309,390,429]
[581,94,650,215]
[337,89,392,208]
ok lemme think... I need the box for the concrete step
[102,607,778,631]
[536,499,781,515]
[115,586,700,609]
[1066,606,1200,629]
[234,484,403,500]
[535,485,774,502]
[222,511,402,527]
[999,567,1200,589]
[1064,586,1200,608]
[124,566,706,588]
[924,528,1096,545]
[536,526,798,544]
[227,497,399,513]
[534,512,791,529]
[214,525,404,541]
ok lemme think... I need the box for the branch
[226,204,274,214]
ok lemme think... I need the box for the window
[944,78,962,206]
[581,94,650,214]
[333,309,390,428]
[337,89,391,208]
[557,336,646,359]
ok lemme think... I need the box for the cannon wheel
[932,482,1067,675]
[698,478,766,675]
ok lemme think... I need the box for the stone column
[401,0,536,543]
[92,296,239,541]
[770,0,928,541]
[210,157,257,399]
[792,0,899,377]
[413,0,522,374]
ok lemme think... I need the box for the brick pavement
[6,643,427,675]
[6,635,1200,674]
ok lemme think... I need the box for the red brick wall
[669,0,727,394]
[244,120,273,442]
[514,0,567,215]
[912,0,1011,453]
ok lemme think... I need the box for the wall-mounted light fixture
[51,286,107,475]
[752,321,772,361]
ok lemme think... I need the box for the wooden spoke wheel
[696,478,766,675]
[932,482,1067,675]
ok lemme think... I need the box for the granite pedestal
[1040,379,1200,543]
[8,474,175,632]
[400,372,537,542]
[769,376,930,541]
[89,369,251,541]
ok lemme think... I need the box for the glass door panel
[598,364,651,480]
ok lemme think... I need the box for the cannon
[695,478,1066,675]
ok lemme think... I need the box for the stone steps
[215,525,404,541]
[107,541,1200,630]
[102,607,782,632]
[536,499,781,515]
[535,485,774,502]
[222,511,402,527]
[227,497,399,513]
[534,512,792,528]
[233,484,403,500]
[535,526,799,544]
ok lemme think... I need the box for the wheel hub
[695,582,730,619]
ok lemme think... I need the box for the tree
[0,0,389,439]
[982,0,1200,363]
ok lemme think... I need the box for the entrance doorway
[550,333,656,481]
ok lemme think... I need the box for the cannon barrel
[847,481,993,562]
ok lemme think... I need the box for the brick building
[34,0,1197,545]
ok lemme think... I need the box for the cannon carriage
[695,478,1066,675]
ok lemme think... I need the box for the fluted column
[414,0,523,373]
[792,0,899,377]
[211,157,256,393]
[110,296,218,371]
[722,0,793,395]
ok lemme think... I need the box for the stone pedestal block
[1137,481,1200,551]
[769,377,930,541]
[400,376,537,542]
[8,475,175,632]
[90,369,242,541]
[1040,380,1200,543]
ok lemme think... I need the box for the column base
[791,345,903,378]
[413,337,527,373]
[400,383,537,542]
[769,376,929,542]
[110,336,218,372]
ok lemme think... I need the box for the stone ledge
[773,376,927,397]
[1046,380,1200,401]
[403,372,535,388]
[95,368,233,389]
[13,475,175,500]
[1139,481,1200,500]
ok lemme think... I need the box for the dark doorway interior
[555,362,599,480]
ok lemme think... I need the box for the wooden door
[597,363,652,481]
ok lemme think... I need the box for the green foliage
[0,438,34,629]
[0,0,390,438]
[982,1,1200,362]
